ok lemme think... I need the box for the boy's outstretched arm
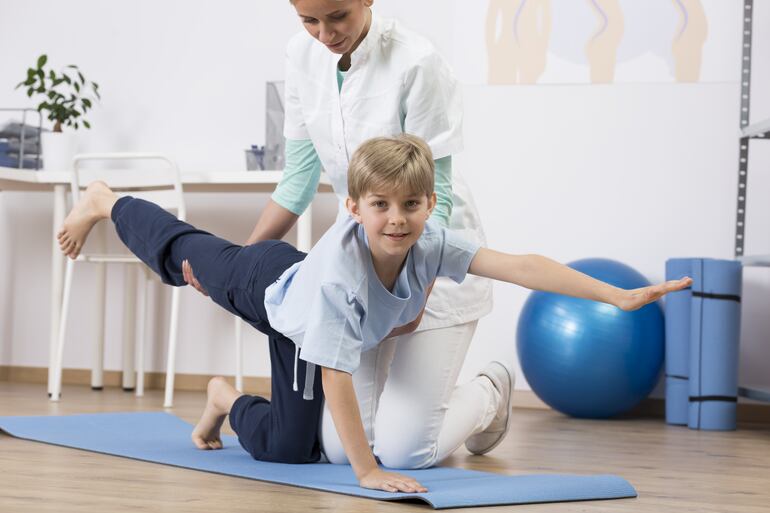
[468,249,692,311]
[321,367,428,493]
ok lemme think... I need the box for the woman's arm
[431,156,453,228]
[468,248,691,311]
[322,367,427,493]
[246,138,321,244]
[185,139,320,293]
[245,200,299,245]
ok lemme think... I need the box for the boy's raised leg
[57,181,118,259]
[191,376,243,450]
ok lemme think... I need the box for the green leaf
[83,120,91,129]
[74,123,79,129]
[49,69,56,80]
[37,54,47,69]
[82,98,91,108]
[37,69,44,79]
[36,86,45,93]
[74,82,80,93]
[48,91,56,99]
[77,71,85,84]
[27,87,34,97]
[62,74,72,84]
[27,68,36,78]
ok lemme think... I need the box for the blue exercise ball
[516,258,664,418]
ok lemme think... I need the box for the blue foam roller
[664,258,695,425]
[688,259,742,431]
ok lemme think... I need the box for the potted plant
[16,54,100,171]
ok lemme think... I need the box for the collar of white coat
[347,11,392,69]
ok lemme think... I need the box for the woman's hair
[347,134,434,200]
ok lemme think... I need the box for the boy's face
[346,188,436,261]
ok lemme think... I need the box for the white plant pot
[41,131,77,172]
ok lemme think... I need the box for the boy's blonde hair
[347,134,434,200]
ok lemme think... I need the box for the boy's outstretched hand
[359,467,427,494]
[615,277,692,312]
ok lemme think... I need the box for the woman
[188,0,509,469]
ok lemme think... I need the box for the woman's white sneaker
[464,361,515,455]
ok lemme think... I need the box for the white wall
[1,1,768,392]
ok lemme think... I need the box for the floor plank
[0,381,768,512]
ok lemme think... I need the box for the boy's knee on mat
[248,445,312,464]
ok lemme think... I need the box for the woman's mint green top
[271,68,453,227]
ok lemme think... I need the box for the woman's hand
[359,467,427,494]
[615,277,692,312]
[182,260,209,297]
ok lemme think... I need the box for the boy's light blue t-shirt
[263,216,480,374]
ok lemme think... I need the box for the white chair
[50,153,184,408]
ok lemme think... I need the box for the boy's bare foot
[57,181,117,259]
[191,376,241,450]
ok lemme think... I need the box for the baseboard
[0,365,270,396]
[513,389,770,424]
[2,365,768,423]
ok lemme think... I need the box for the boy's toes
[207,439,222,449]
[63,237,75,252]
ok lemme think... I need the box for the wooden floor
[1,381,769,513]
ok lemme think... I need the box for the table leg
[296,203,313,252]
[47,185,66,395]
[92,223,107,389]
[122,265,137,390]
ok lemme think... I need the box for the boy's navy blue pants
[111,196,323,463]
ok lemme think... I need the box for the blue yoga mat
[0,412,636,508]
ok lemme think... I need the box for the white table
[0,167,333,393]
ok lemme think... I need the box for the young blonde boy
[58,134,690,494]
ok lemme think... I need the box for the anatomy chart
[452,0,741,84]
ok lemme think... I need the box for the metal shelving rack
[735,0,770,403]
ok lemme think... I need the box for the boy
[58,135,690,494]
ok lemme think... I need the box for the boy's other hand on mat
[360,468,427,494]
[616,276,692,312]
[183,260,209,296]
